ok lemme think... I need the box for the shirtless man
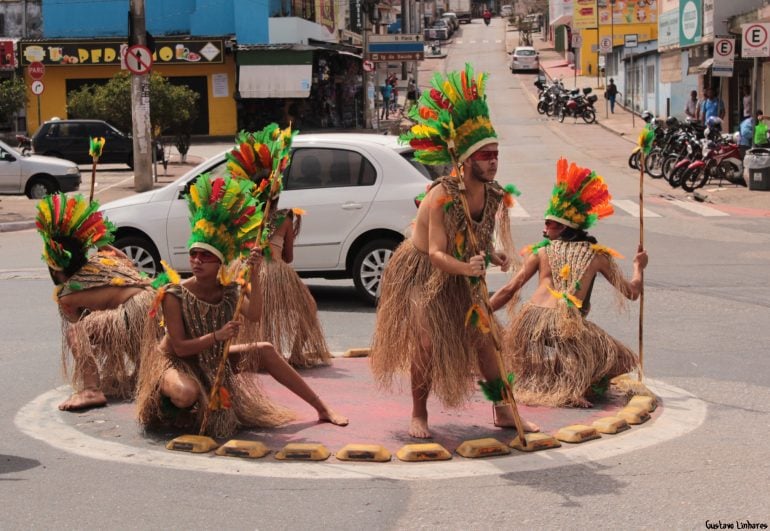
[489,159,648,407]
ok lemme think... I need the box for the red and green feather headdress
[544,158,614,230]
[400,63,497,165]
[35,193,115,271]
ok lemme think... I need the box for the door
[0,146,22,193]
[282,146,380,270]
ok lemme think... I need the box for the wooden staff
[88,137,104,203]
[638,149,645,383]
[198,180,278,436]
[450,151,528,448]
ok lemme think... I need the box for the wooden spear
[88,137,105,203]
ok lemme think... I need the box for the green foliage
[67,72,199,138]
[0,77,27,125]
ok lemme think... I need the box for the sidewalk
[514,27,770,212]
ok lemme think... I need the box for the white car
[100,133,445,304]
[510,46,540,73]
[0,139,81,199]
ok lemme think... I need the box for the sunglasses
[189,249,221,263]
[469,150,499,161]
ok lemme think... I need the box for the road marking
[495,40,502,44]
[612,199,661,218]
[669,199,730,217]
[469,40,476,44]
[456,40,463,44]
[14,379,706,481]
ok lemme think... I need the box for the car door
[164,157,231,271]
[282,146,380,270]
[58,122,89,163]
[0,146,22,193]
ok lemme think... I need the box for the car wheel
[26,176,58,199]
[352,238,399,305]
[115,235,161,277]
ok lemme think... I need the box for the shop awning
[688,57,713,75]
[237,49,313,98]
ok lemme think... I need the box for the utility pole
[129,0,153,192]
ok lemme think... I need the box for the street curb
[0,220,35,233]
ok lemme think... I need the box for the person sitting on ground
[490,159,649,408]
[36,193,157,411]
[136,174,347,438]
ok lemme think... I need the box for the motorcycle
[483,16,491,26]
[680,136,745,192]
[16,134,32,155]
[558,87,597,124]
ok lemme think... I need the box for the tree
[67,72,199,139]
[0,77,27,126]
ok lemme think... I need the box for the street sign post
[742,23,770,58]
[624,34,638,48]
[599,36,612,54]
[362,59,375,73]
[28,61,45,80]
[31,80,44,95]
[712,37,735,77]
[125,44,153,75]
[366,34,424,63]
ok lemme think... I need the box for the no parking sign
[713,37,734,77]
[742,23,770,58]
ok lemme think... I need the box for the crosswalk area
[507,197,732,219]
[453,40,503,45]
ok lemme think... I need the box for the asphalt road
[2,19,770,530]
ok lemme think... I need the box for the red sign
[29,61,46,80]
[0,40,16,69]
[362,59,374,72]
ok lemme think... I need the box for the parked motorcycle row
[535,78,599,124]
[629,113,746,192]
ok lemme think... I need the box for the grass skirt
[135,343,296,439]
[503,302,638,407]
[370,241,485,408]
[239,259,331,368]
[63,289,157,399]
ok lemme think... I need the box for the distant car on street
[501,4,514,17]
[31,119,164,169]
[510,46,540,73]
[424,20,451,40]
[100,133,448,304]
[0,139,81,199]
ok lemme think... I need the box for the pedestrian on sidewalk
[754,110,769,148]
[380,82,393,120]
[685,90,700,121]
[405,77,418,115]
[604,78,619,114]
[739,113,755,160]
[701,88,725,125]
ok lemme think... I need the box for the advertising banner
[573,0,597,30]
[0,40,16,70]
[315,0,335,33]
[658,10,679,47]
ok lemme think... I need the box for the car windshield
[516,49,537,56]
[401,151,449,181]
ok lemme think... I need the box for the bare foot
[409,416,431,438]
[58,388,107,411]
[318,408,348,426]
[493,405,540,433]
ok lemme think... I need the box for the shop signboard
[573,0,597,30]
[20,39,224,67]
[658,9,679,48]
[679,0,702,47]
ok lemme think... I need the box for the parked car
[0,139,81,199]
[442,13,460,32]
[501,4,514,17]
[31,119,164,169]
[387,19,402,34]
[424,20,451,40]
[100,133,448,304]
[510,46,540,72]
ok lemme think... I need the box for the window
[401,151,447,181]
[285,148,376,190]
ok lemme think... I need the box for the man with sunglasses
[371,65,538,439]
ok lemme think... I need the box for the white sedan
[510,46,540,73]
[100,133,445,304]
[0,139,81,199]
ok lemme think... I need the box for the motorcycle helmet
[641,110,654,123]
[665,116,679,128]
[706,116,723,131]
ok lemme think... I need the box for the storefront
[235,43,363,131]
[19,37,237,136]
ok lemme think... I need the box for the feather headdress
[225,124,297,205]
[186,174,263,264]
[35,193,115,271]
[400,63,497,165]
[544,158,614,230]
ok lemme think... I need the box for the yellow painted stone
[275,443,331,461]
[343,348,370,358]
[215,440,270,458]
[396,443,452,462]
[592,416,631,434]
[336,444,392,462]
[617,406,651,425]
[166,434,219,453]
[509,432,562,452]
[555,424,602,443]
[455,438,511,458]
[628,394,657,412]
